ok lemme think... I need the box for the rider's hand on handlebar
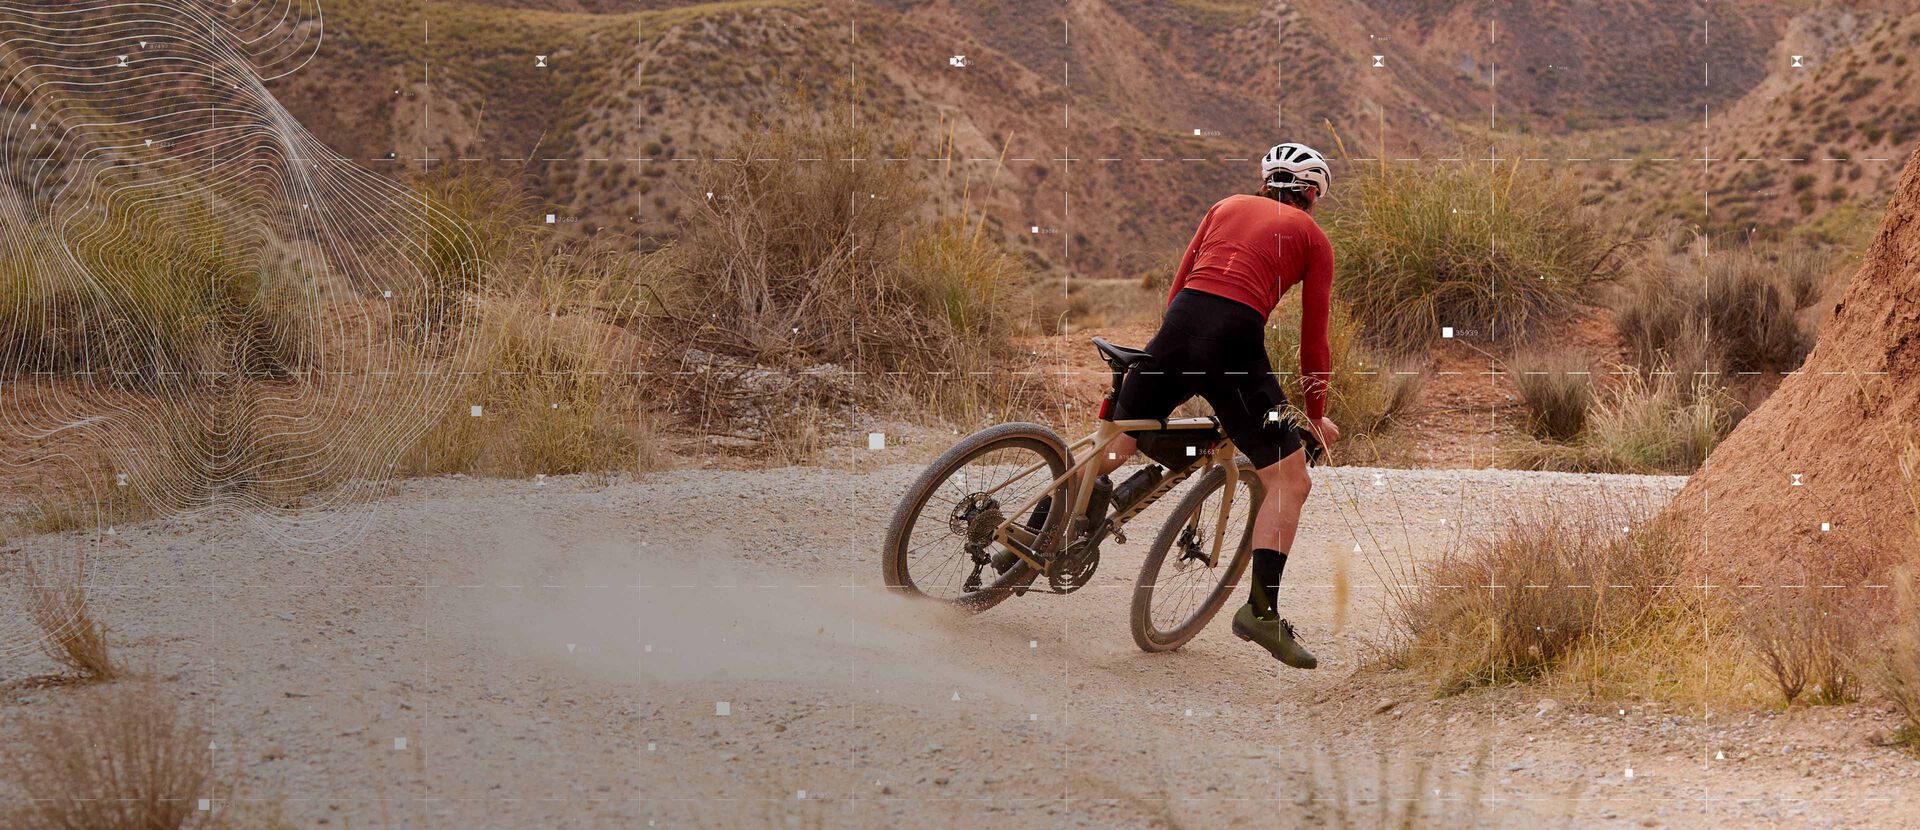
[1310,416,1341,446]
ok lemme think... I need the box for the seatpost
[1097,359,1127,420]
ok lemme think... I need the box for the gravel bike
[881,337,1318,652]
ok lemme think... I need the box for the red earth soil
[1665,145,1920,586]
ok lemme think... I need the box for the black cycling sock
[1247,548,1286,618]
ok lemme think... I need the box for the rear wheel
[882,423,1070,613]
[1129,462,1263,652]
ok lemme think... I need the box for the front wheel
[1130,461,1264,652]
[882,422,1070,613]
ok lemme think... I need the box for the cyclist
[1099,142,1338,669]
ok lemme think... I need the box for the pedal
[1110,527,1126,545]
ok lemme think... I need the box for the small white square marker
[647,741,657,752]
[1820,522,1831,532]
[469,405,483,417]
[1441,326,1455,339]
[1029,640,1037,648]
[1029,713,1037,721]
[715,701,731,716]
[868,432,886,450]
[1185,445,1197,456]
[1623,767,1633,779]
[1108,452,1118,460]
[545,214,556,224]
[199,799,211,811]
[796,790,807,800]
[394,737,408,750]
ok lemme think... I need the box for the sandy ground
[4,461,1919,829]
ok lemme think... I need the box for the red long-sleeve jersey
[1166,194,1334,420]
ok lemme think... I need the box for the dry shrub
[1883,445,1920,746]
[400,247,661,478]
[2,683,212,830]
[0,194,312,382]
[13,551,117,681]
[1614,236,1829,378]
[1886,573,1920,747]
[1266,296,1425,462]
[1738,587,1863,707]
[398,171,533,340]
[1329,159,1621,352]
[1508,351,1593,440]
[1582,372,1737,472]
[1507,369,1738,474]
[649,107,1026,421]
[1388,507,1688,694]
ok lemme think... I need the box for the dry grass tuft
[1386,507,1691,695]
[1385,504,1771,708]
[1881,445,1920,746]
[1508,351,1593,441]
[1507,369,1739,474]
[399,264,661,478]
[1329,159,1622,352]
[2,683,213,829]
[1266,296,1425,464]
[648,107,1031,424]
[1613,235,1830,378]
[12,551,117,682]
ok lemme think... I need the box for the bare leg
[1250,447,1312,553]
[1096,433,1138,476]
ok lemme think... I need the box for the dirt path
[3,463,1917,828]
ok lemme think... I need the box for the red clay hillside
[1666,144,1920,585]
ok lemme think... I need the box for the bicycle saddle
[1091,337,1153,370]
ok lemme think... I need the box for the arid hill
[267,0,1808,280]
[1666,142,1920,584]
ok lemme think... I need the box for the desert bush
[1327,159,1620,352]
[11,551,116,681]
[1883,446,1920,746]
[399,246,661,478]
[1387,508,1688,694]
[0,195,311,382]
[1739,588,1862,707]
[1509,351,1593,440]
[1580,372,1737,472]
[650,107,1023,421]
[1614,239,1828,378]
[399,171,533,340]
[2,683,211,829]
[1265,295,1425,460]
[1509,369,1738,474]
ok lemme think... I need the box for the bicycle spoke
[1143,473,1259,640]
[895,437,1062,602]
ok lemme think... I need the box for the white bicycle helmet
[1260,143,1331,199]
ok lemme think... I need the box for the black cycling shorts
[1111,289,1303,469]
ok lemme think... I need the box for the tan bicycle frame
[987,417,1246,572]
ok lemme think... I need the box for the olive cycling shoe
[1232,603,1318,669]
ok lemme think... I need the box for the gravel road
[4,462,1917,828]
